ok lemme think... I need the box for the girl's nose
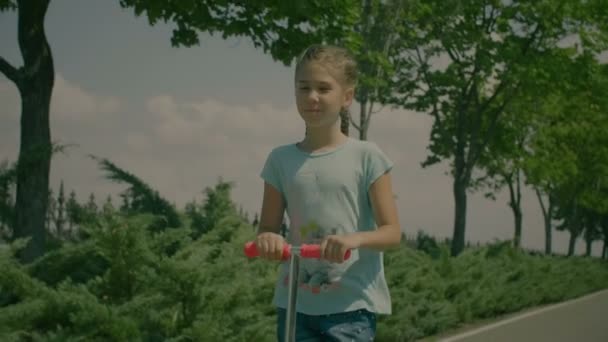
[307,90,319,102]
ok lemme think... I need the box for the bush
[1,216,608,342]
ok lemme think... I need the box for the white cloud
[146,94,301,150]
[52,73,121,120]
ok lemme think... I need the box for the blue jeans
[276,308,377,342]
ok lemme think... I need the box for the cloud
[2,77,598,255]
[52,74,121,120]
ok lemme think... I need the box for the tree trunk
[585,238,592,257]
[567,231,577,256]
[451,106,470,257]
[603,240,607,260]
[451,175,468,256]
[507,170,523,248]
[12,0,55,262]
[513,207,523,248]
[535,188,553,255]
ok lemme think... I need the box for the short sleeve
[260,149,284,195]
[365,143,394,190]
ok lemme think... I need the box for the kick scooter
[244,242,351,342]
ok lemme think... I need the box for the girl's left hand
[320,234,361,263]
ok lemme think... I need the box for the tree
[526,57,608,256]
[0,0,357,262]
[93,156,181,229]
[343,0,409,141]
[478,45,601,250]
[55,180,66,237]
[185,199,205,236]
[0,160,16,238]
[200,178,237,235]
[102,194,115,217]
[46,189,56,233]
[65,190,81,234]
[0,0,54,262]
[388,0,608,255]
[477,102,530,248]
[85,193,98,220]
[600,213,608,259]
[523,93,573,255]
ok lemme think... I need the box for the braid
[340,108,350,136]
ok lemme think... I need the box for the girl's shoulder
[267,142,298,157]
[347,138,386,156]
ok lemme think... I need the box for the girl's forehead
[295,61,342,84]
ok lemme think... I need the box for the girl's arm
[257,182,285,234]
[255,181,287,260]
[355,171,402,250]
[320,171,401,262]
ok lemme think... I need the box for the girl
[255,44,401,341]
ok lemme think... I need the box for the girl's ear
[343,87,355,108]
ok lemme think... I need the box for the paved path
[437,289,608,342]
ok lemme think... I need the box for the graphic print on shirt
[284,220,354,294]
[284,166,360,295]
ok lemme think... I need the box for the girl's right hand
[255,232,286,261]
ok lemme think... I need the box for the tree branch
[0,56,22,87]
[416,46,442,127]
[350,116,361,132]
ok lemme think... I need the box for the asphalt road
[437,289,608,342]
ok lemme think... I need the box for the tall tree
[0,0,54,262]
[65,190,80,233]
[55,180,66,237]
[477,102,530,248]
[0,0,357,261]
[46,189,56,233]
[389,0,608,255]
[523,93,571,255]
[526,56,608,256]
[346,0,410,141]
[478,45,598,249]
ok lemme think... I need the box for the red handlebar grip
[299,244,351,260]
[244,242,291,260]
[300,244,320,258]
[244,242,351,261]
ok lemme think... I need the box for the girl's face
[294,61,354,130]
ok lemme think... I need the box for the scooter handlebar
[244,242,351,261]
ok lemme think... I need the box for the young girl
[255,44,401,341]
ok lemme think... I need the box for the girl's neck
[299,126,348,152]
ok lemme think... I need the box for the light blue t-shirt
[260,137,394,315]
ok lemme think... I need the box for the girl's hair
[295,44,358,137]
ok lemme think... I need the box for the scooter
[244,242,351,342]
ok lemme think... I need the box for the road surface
[434,289,608,342]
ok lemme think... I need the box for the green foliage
[92,156,182,229]
[0,0,16,11]
[0,160,16,239]
[2,216,608,342]
[117,0,358,66]
[377,242,608,341]
[187,178,239,238]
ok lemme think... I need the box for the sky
[0,1,602,256]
